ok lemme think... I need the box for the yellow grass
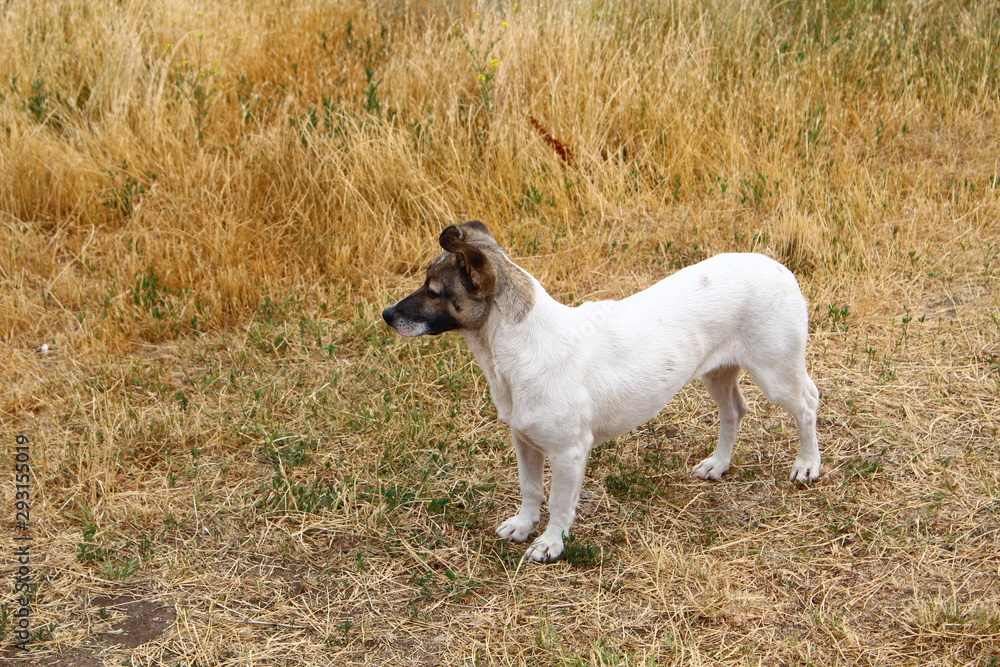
[1,0,999,664]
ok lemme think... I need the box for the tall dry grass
[2,0,996,343]
[1,0,999,664]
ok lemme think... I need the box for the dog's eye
[427,287,441,299]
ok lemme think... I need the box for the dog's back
[627,253,805,326]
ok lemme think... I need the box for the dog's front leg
[496,429,544,543]
[524,445,589,563]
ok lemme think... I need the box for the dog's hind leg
[496,430,544,543]
[749,363,821,482]
[692,365,748,480]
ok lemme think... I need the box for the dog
[382,221,820,562]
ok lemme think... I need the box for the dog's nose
[381,306,395,326]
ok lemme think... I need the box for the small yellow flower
[477,74,487,83]
[502,22,509,28]
[490,59,500,68]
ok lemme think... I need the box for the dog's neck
[461,262,551,354]
[492,257,536,323]
[459,276,569,423]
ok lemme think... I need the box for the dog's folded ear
[457,220,496,244]
[440,222,497,294]
[440,220,495,247]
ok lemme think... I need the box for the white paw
[496,515,536,543]
[524,531,564,563]
[692,456,730,480]
[789,457,821,482]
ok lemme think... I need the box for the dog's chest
[463,336,514,422]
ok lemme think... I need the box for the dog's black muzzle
[381,293,461,337]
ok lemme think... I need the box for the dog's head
[382,221,531,337]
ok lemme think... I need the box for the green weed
[605,463,655,501]
[101,160,157,221]
[455,12,509,112]
[561,534,607,567]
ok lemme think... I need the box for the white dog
[382,221,820,562]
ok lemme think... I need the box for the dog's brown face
[382,221,499,337]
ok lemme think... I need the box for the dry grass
[1,0,999,664]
